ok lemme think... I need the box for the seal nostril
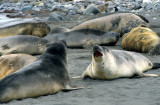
[93,45,99,50]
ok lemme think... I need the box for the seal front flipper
[72,69,89,79]
[72,76,82,79]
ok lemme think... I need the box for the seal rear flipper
[148,44,160,55]
[63,84,85,92]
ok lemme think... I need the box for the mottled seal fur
[122,27,160,55]
[0,18,50,38]
[0,40,84,103]
[0,54,36,79]
[73,45,160,80]
[44,29,120,48]
[71,13,149,36]
[0,35,48,55]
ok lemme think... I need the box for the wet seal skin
[44,29,120,48]
[122,27,160,55]
[0,40,84,103]
[0,54,37,79]
[73,45,160,80]
[71,13,149,36]
[0,35,49,55]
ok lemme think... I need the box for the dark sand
[1,11,160,105]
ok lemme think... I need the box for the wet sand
[1,11,160,105]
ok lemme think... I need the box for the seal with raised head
[71,13,149,36]
[0,54,37,79]
[122,27,160,55]
[0,35,48,55]
[0,40,84,103]
[0,18,50,38]
[73,45,160,80]
[44,29,120,48]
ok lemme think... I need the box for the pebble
[83,4,100,15]
[0,0,160,18]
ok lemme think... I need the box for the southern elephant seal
[73,45,160,80]
[44,29,120,48]
[0,18,50,38]
[0,35,48,55]
[0,40,84,103]
[71,13,149,36]
[0,54,36,79]
[122,27,160,55]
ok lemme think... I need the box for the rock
[97,3,108,13]
[68,10,76,15]
[21,5,32,12]
[144,3,155,10]
[6,12,29,18]
[48,12,70,21]
[48,12,63,21]
[83,4,100,15]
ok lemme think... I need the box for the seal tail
[152,63,160,69]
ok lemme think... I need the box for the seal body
[71,13,149,36]
[74,45,158,80]
[0,18,50,38]
[0,54,36,79]
[122,27,160,53]
[0,35,48,55]
[44,29,120,48]
[0,40,83,103]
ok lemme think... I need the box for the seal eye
[94,51,103,57]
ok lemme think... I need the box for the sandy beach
[1,10,160,105]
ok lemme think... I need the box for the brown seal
[71,13,149,36]
[0,18,50,38]
[122,27,160,54]
[0,54,36,79]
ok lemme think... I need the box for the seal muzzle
[93,45,103,58]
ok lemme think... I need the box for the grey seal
[0,40,84,103]
[44,29,120,48]
[0,35,48,55]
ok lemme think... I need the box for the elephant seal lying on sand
[73,45,160,80]
[44,29,120,48]
[0,18,50,38]
[0,54,36,79]
[0,35,48,55]
[71,13,149,36]
[0,40,84,103]
[122,27,160,55]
